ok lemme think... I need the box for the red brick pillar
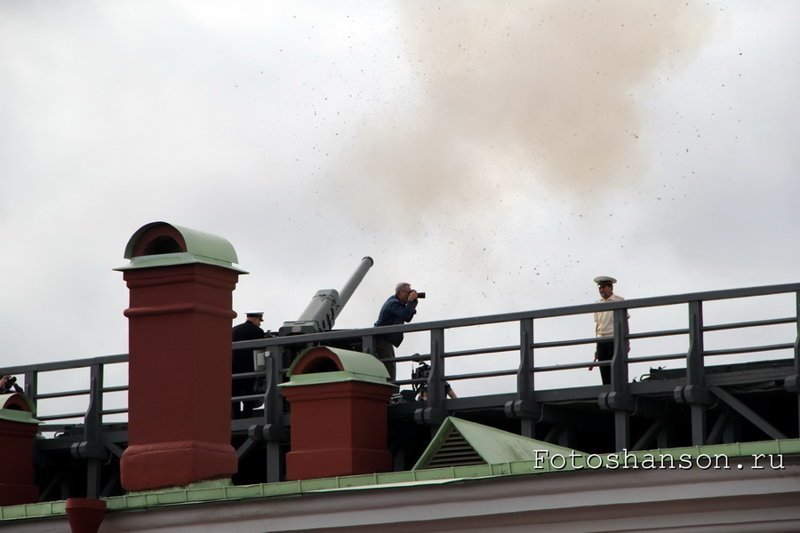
[281,346,395,480]
[116,222,245,491]
[0,394,39,505]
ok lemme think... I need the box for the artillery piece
[230,256,377,488]
[234,257,375,422]
[278,256,374,336]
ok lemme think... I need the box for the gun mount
[278,256,374,336]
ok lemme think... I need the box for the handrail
[1,281,798,433]
[0,353,128,375]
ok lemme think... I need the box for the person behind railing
[0,375,23,394]
[589,276,630,385]
[232,311,268,418]
[412,361,458,401]
[373,282,421,380]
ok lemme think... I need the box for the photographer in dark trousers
[373,282,422,380]
[0,375,23,394]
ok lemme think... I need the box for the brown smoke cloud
[333,0,715,228]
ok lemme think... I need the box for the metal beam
[632,420,664,451]
[711,386,787,440]
[706,410,730,445]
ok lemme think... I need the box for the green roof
[2,437,800,522]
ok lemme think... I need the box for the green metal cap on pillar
[115,221,247,273]
[283,345,392,387]
[116,222,246,492]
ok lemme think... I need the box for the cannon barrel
[278,256,374,336]
[336,256,374,316]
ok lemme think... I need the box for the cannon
[278,256,374,336]
[235,257,374,423]
[249,255,375,373]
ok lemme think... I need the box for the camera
[4,376,16,384]
[415,291,426,299]
[412,361,431,381]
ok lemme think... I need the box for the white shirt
[594,293,626,337]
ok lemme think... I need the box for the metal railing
[3,282,799,428]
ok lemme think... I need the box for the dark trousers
[596,339,614,385]
[375,337,397,381]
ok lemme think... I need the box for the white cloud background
[1,1,799,397]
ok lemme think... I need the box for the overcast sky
[2,1,799,395]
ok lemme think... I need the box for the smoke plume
[333,0,715,227]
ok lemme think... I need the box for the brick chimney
[0,393,39,505]
[115,222,246,491]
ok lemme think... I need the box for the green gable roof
[413,417,581,470]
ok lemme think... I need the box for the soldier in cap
[590,276,629,385]
[231,312,267,418]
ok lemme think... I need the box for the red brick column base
[284,381,394,480]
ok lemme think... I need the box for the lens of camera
[416,292,426,299]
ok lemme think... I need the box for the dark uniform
[232,313,266,418]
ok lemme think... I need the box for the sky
[2,1,800,400]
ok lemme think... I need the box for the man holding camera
[0,375,23,394]
[373,282,421,380]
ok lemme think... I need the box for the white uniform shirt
[594,293,626,337]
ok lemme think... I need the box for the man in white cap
[590,276,628,385]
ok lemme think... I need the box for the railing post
[504,319,539,438]
[87,364,104,498]
[361,335,376,355]
[361,334,380,372]
[598,307,634,451]
[796,292,800,437]
[784,291,800,436]
[248,346,287,483]
[71,364,109,498]
[675,300,711,445]
[610,308,630,388]
[414,328,446,428]
[23,370,38,413]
